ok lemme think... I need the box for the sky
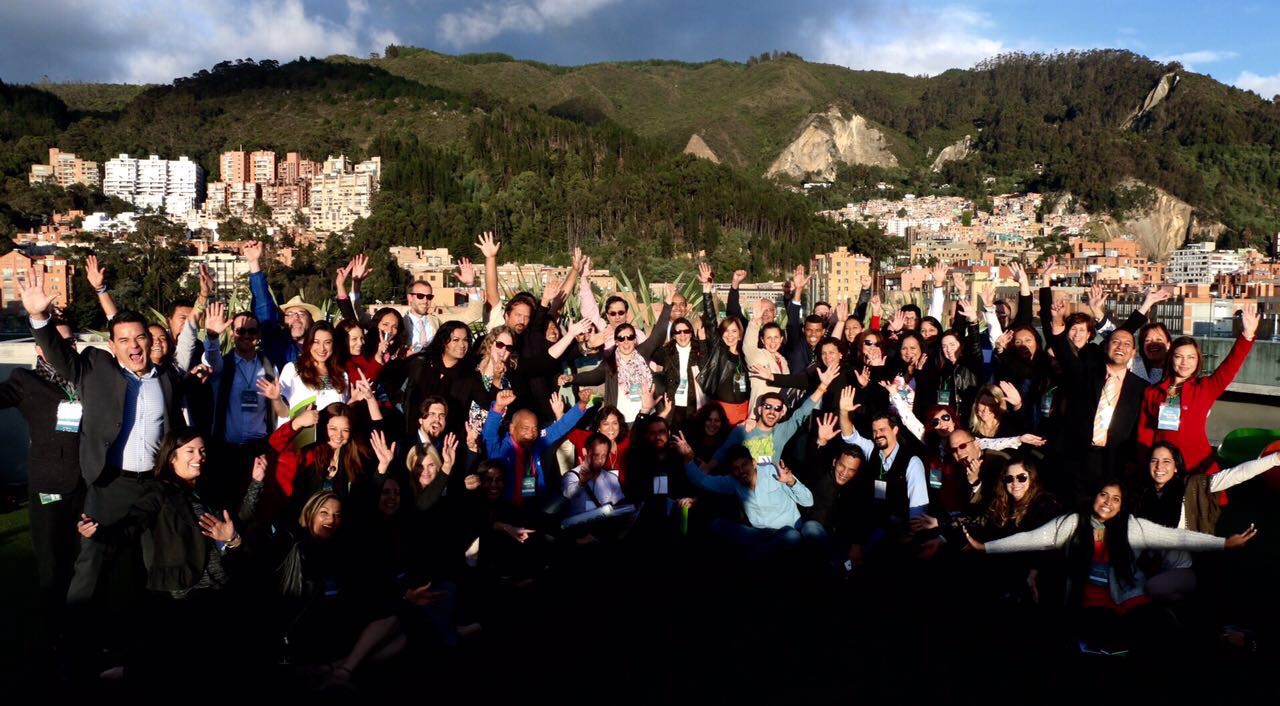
[2,0,1279,99]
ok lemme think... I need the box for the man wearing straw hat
[244,240,323,369]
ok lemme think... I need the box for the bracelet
[95,285,108,295]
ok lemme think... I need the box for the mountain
[2,47,1279,279]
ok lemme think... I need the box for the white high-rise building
[1166,242,1247,284]
[102,153,204,215]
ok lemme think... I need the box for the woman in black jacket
[77,428,263,689]
[653,316,707,427]
[933,300,985,420]
[695,264,751,425]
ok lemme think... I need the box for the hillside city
[6,144,1280,341]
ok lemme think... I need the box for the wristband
[95,285,108,295]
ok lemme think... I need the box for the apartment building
[811,246,872,305]
[1166,242,1248,284]
[308,155,380,233]
[29,148,100,188]
[277,152,321,185]
[250,150,277,184]
[0,251,72,312]
[219,151,250,183]
[104,154,205,215]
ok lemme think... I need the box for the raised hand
[791,264,811,292]
[242,240,263,269]
[1019,434,1047,447]
[571,247,584,273]
[1241,302,1260,340]
[731,269,748,288]
[815,413,839,445]
[199,510,237,543]
[868,293,882,316]
[697,262,713,287]
[835,300,849,322]
[1141,286,1172,313]
[541,277,563,307]
[494,389,516,411]
[549,392,566,419]
[664,282,676,305]
[993,329,1014,354]
[85,254,107,290]
[888,310,906,332]
[1009,261,1027,287]
[817,360,841,388]
[641,382,656,411]
[77,513,99,538]
[998,380,1023,409]
[371,429,396,474]
[565,318,592,339]
[441,433,458,474]
[978,282,995,310]
[956,298,977,323]
[19,266,55,319]
[334,262,351,297]
[205,301,230,336]
[475,231,501,259]
[751,297,767,321]
[256,377,281,400]
[1087,283,1106,315]
[951,271,968,296]
[465,420,481,452]
[773,459,796,486]
[1040,255,1057,286]
[672,431,694,461]
[838,385,859,413]
[854,365,871,387]
[351,373,375,403]
[930,261,948,285]
[198,263,216,299]
[349,253,370,282]
[251,455,268,482]
[1050,300,1067,325]
[290,405,320,430]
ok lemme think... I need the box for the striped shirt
[108,365,165,472]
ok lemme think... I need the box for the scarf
[615,350,652,394]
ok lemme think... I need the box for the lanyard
[236,356,260,388]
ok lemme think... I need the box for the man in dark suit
[0,317,84,636]
[19,266,187,611]
[1048,326,1147,501]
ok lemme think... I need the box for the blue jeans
[711,518,816,560]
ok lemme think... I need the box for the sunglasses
[616,333,637,342]
[930,414,952,427]
[493,340,511,350]
[235,326,260,336]
[674,329,693,336]
[1003,473,1029,484]
[863,340,880,347]
[949,441,971,454]
[607,309,627,317]
[409,292,435,301]
[761,403,784,412]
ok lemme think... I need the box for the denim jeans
[712,518,825,560]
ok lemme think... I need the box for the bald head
[511,409,540,445]
[948,429,980,464]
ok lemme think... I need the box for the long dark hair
[426,320,472,363]
[367,307,405,357]
[1133,441,1188,527]
[1067,479,1136,601]
[986,454,1045,529]
[297,321,347,393]
[1164,336,1203,384]
[310,402,373,486]
[152,426,205,486]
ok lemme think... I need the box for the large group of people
[6,236,1277,695]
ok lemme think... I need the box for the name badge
[38,492,63,505]
[1088,562,1109,587]
[55,401,83,433]
[1040,387,1055,418]
[675,378,689,406]
[240,389,261,413]
[874,479,887,500]
[1157,399,1181,431]
[734,373,748,393]
[936,389,952,406]
[927,467,943,490]
[653,475,669,495]
[627,383,642,402]
[521,473,538,497]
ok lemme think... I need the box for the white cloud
[1234,70,1280,100]
[1153,49,1238,70]
[812,5,1009,76]
[437,0,619,47]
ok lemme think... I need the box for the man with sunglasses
[204,310,279,492]
[707,364,840,474]
[402,275,485,355]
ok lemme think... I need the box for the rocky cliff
[1121,72,1179,129]
[766,106,898,180]
[929,135,973,172]
[682,133,720,163]
[1095,179,1224,260]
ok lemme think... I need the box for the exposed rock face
[766,106,897,180]
[683,133,720,163]
[1097,179,1223,261]
[1121,72,1179,129]
[930,135,972,172]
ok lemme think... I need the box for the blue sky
[2,0,1278,98]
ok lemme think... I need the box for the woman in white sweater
[743,298,789,417]
[964,479,1256,653]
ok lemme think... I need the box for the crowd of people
[5,235,1277,696]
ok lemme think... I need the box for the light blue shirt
[108,365,165,472]
[841,429,930,517]
[684,460,813,530]
[225,353,268,444]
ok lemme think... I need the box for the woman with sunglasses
[885,392,1045,466]
[655,316,706,427]
[1132,443,1280,602]
[1137,304,1260,476]
[965,479,1257,654]
[457,325,519,430]
[558,313,669,423]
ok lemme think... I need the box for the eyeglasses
[283,311,309,320]
[493,340,510,350]
[761,403,784,412]
[235,326,260,336]
[930,414,952,427]
[674,329,693,336]
[616,334,637,342]
[1003,473,1029,484]
[863,340,880,347]
[607,309,627,317]
[409,292,435,301]
[949,441,971,454]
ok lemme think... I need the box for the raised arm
[981,514,1078,553]
[1199,304,1258,400]
[22,266,81,384]
[476,231,502,309]
[84,254,118,321]
[1208,453,1280,493]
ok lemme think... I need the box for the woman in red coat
[1137,304,1259,475]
